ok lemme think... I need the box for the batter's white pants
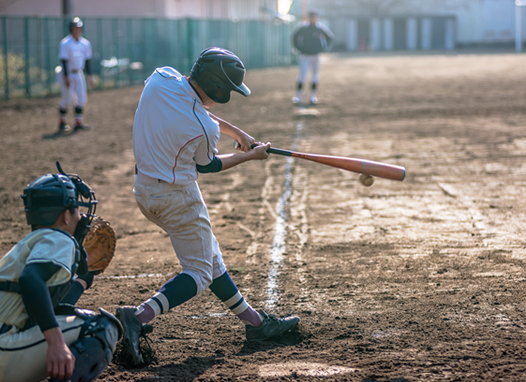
[0,315,85,382]
[297,54,321,85]
[56,68,88,109]
[133,173,228,296]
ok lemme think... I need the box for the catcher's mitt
[83,216,116,274]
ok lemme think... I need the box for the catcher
[0,163,119,382]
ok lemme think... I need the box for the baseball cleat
[58,122,71,133]
[292,96,301,104]
[245,309,300,341]
[309,96,318,105]
[116,306,149,365]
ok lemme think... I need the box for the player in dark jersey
[292,10,334,105]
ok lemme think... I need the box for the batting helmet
[69,17,83,31]
[21,168,96,227]
[190,47,251,104]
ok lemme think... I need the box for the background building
[295,0,526,51]
[0,0,287,20]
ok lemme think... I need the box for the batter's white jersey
[0,229,76,329]
[133,67,220,185]
[59,35,92,72]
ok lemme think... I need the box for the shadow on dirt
[237,325,306,356]
[361,377,409,382]
[133,356,225,382]
[42,127,90,140]
[42,130,71,140]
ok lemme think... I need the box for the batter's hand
[250,142,271,160]
[88,75,96,89]
[64,77,70,88]
[233,133,255,152]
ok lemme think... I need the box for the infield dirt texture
[1,51,526,381]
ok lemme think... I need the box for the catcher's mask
[190,47,251,104]
[21,162,97,238]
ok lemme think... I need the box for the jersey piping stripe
[0,323,83,351]
[191,99,213,162]
[171,135,203,184]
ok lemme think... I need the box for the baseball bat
[234,142,406,181]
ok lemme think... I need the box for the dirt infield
[1,50,526,381]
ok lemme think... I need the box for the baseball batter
[292,9,334,105]
[57,17,96,133]
[0,170,121,382]
[117,47,300,364]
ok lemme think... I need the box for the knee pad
[66,308,123,381]
[78,308,122,352]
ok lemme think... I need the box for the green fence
[0,16,294,100]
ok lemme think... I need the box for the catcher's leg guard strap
[67,337,110,382]
[75,307,122,351]
[52,308,122,382]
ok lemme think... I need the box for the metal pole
[3,17,9,100]
[517,3,522,53]
[127,18,132,85]
[98,18,104,88]
[517,0,526,53]
[62,0,71,16]
[24,17,30,97]
[44,17,51,95]
[113,18,119,87]
[302,0,308,22]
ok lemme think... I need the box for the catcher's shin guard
[66,337,110,382]
[51,308,122,382]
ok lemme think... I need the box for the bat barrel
[291,152,406,181]
[359,160,406,181]
[237,142,406,181]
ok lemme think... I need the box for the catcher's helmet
[22,164,96,227]
[69,17,83,31]
[190,47,250,104]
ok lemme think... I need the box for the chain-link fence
[0,16,294,100]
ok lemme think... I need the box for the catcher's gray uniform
[0,230,87,382]
[0,171,120,382]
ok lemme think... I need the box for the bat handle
[234,141,258,150]
[233,141,291,156]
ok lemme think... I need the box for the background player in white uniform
[57,17,96,133]
[117,47,300,365]
[292,9,334,105]
[0,167,121,382]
